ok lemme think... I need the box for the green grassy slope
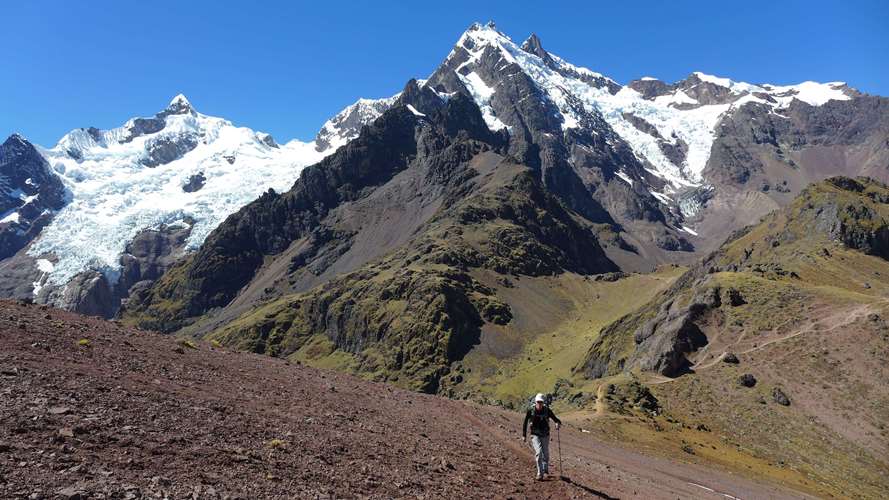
[206,159,619,393]
[570,177,889,498]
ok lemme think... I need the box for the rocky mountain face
[425,24,671,259]
[419,23,889,267]
[0,135,67,260]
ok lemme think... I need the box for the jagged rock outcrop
[182,172,206,192]
[805,177,889,259]
[629,286,718,376]
[0,135,67,260]
[41,271,115,318]
[142,133,199,167]
[118,223,193,301]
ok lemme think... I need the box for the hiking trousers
[530,434,549,476]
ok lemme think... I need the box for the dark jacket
[523,405,561,438]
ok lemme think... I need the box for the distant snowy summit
[325,22,856,202]
[0,95,340,315]
[440,23,854,191]
[312,20,872,258]
[28,95,333,290]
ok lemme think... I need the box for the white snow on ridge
[0,211,20,224]
[615,171,634,186]
[692,72,763,95]
[453,24,853,194]
[692,71,734,89]
[549,52,618,86]
[653,89,698,107]
[406,104,426,117]
[29,98,329,288]
[314,94,401,153]
[455,25,724,188]
[692,71,850,107]
[457,72,509,131]
[36,258,55,273]
[762,81,851,107]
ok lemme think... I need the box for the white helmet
[534,393,546,403]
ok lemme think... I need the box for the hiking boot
[536,473,543,481]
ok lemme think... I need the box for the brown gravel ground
[0,300,812,499]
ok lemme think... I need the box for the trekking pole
[557,425,563,478]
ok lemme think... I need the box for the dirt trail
[0,300,815,499]
[667,303,878,377]
[552,423,816,500]
[595,384,607,417]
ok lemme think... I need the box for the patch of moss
[177,338,198,350]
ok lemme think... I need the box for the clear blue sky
[3,1,887,147]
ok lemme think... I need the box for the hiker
[522,393,561,480]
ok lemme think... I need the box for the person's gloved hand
[556,423,561,430]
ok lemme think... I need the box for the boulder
[57,486,87,500]
[723,287,746,307]
[738,373,757,387]
[182,172,206,193]
[772,387,791,406]
[722,352,740,364]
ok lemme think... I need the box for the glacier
[28,95,330,289]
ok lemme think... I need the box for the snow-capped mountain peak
[27,96,329,291]
[435,22,858,197]
[164,93,194,115]
[1,21,876,317]
[313,94,401,152]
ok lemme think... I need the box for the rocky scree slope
[0,299,596,499]
[2,298,825,499]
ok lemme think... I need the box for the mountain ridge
[1,20,886,328]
